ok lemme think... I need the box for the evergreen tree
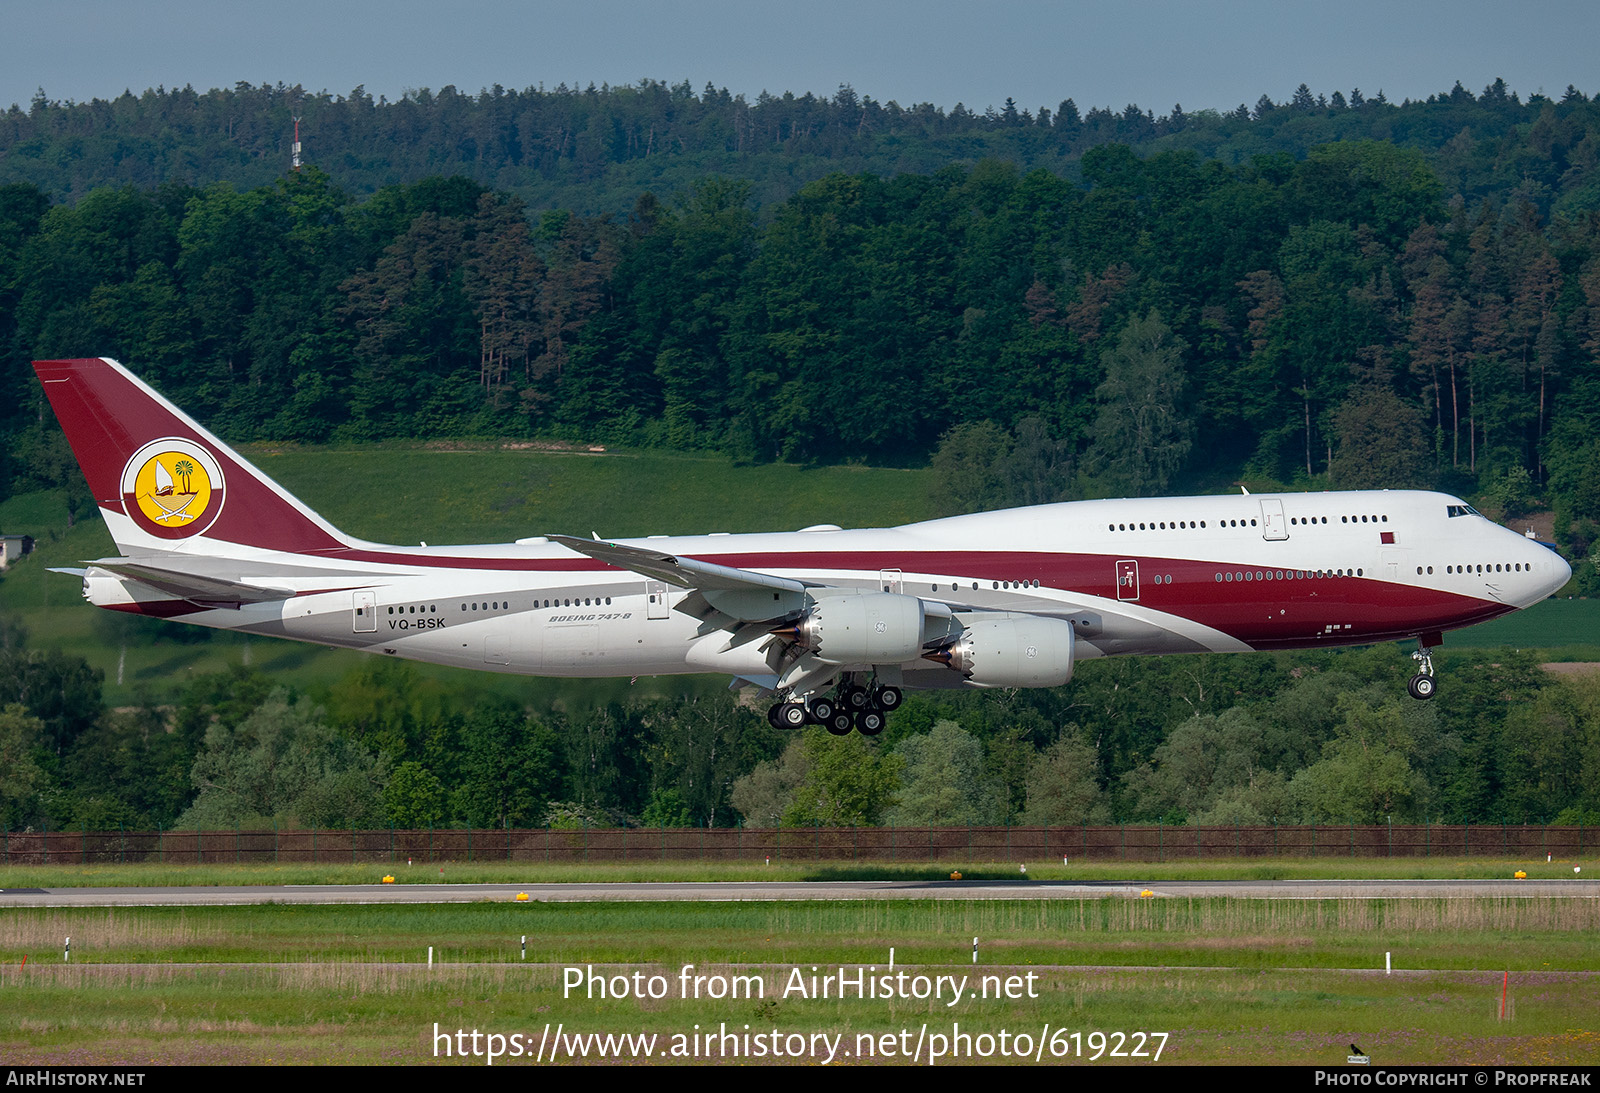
[1086,309,1192,495]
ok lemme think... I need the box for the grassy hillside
[1442,597,1600,656]
[244,443,938,542]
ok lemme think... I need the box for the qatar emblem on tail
[35,358,1572,736]
[124,440,224,535]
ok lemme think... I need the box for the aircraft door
[880,568,903,594]
[1260,499,1288,540]
[1115,559,1140,601]
[1382,550,1409,583]
[646,580,671,620]
[352,591,376,633]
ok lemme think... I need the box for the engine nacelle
[781,591,929,664]
[929,614,1076,688]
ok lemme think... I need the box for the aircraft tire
[876,686,903,711]
[779,702,810,728]
[855,709,886,736]
[825,710,854,736]
[840,685,870,710]
[767,705,782,728]
[1408,675,1436,701]
[810,697,837,722]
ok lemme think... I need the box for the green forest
[2,76,1599,836]
[3,626,1598,836]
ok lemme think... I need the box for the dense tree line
[2,621,1598,832]
[3,137,1599,583]
[4,79,1599,218]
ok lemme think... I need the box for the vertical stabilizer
[33,358,352,555]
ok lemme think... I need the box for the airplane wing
[548,534,805,593]
[88,559,295,607]
[548,534,809,624]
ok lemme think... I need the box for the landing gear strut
[1408,647,1437,700]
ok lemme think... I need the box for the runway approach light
[1514,871,1527,879]
[382,875,396,884]
[515,892,530,902]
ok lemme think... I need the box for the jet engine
[926,614,1076,688]
[774,591,936,664]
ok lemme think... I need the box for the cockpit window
[1446,504,1483,518]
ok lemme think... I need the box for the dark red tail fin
[33,358,351,554]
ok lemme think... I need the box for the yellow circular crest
[119,438,226,539]
[132,451,213,526]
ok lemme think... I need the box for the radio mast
[291,115,303,171]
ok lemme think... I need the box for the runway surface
[2,878,1597,907]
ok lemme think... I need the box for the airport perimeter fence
[0,823,1593,865]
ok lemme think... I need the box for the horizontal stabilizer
[90,559,293,606]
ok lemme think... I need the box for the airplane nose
[1552,551,1573,593]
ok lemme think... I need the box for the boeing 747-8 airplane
[35,358,1570,735]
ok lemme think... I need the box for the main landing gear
[766,681,903,736]
[1408,640,1438,700]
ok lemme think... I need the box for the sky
[5,1,1597,117]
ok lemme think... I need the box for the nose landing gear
[1408,644,1437,700]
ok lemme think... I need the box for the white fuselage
[85,490,1570,688]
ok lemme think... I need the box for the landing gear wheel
[875,685,903,711]
[778,702,809,728]
[767,704,782,729]
[809,697,836,723]
[840,685,870,711]
[825,710,854,736]
[1408,674,1436,700]
[855,708,886,736]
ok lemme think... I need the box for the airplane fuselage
[35,357,1571,714]
[85,489,1565,686]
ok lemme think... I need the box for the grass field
[1,857,1595,888]
[0,897,1595,1065]
[1442,597,1600,654]
[248,443,939,544]
[5,855,1595,1066]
